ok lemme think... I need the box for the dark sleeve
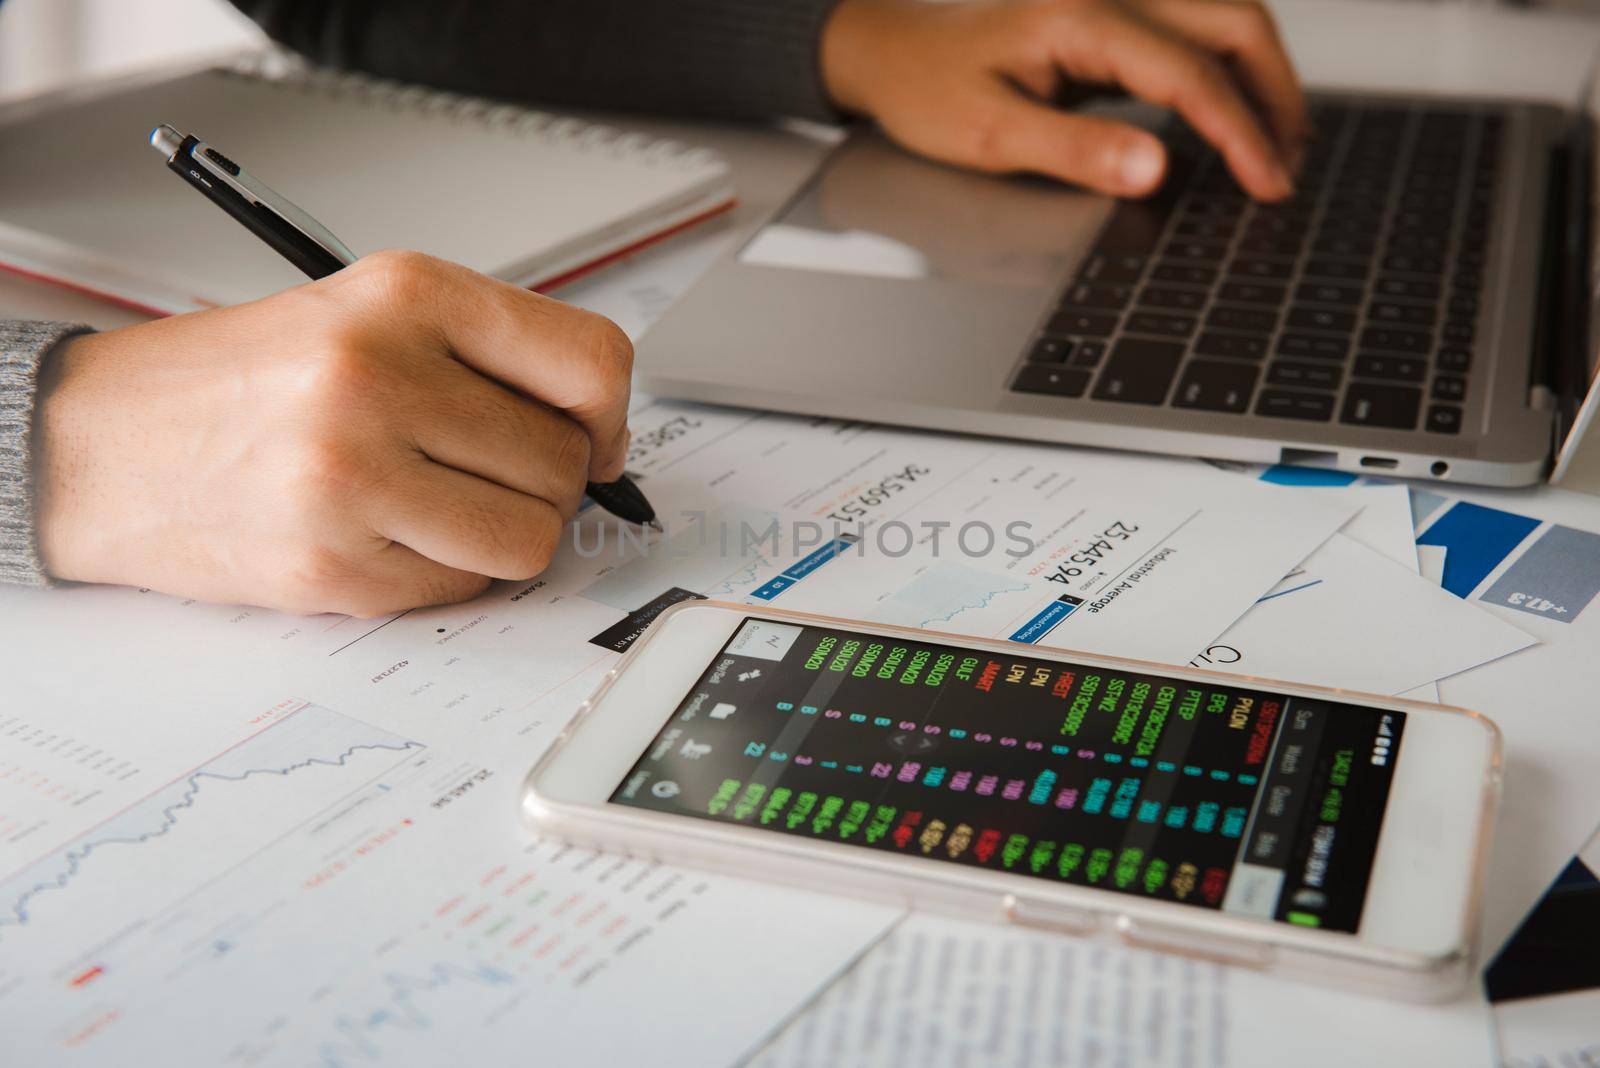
[229,0,844,122]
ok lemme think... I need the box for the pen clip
[150,124,358,269]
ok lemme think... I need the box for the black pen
[148,123,661,532]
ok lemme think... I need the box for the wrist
[33,331,126,585]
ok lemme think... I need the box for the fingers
[1075,7,1293,199]
[409,357,592,518]
[334,543,493,618]
[367,459,566,581]
[1134,0,1309,167]
[1018,1,1291,199]
[973,86,1171,197]
[349,251,634,482]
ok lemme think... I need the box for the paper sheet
[1194,531,1534,696]
[756,913,1496,1068]
[1489,822,1600,1068]
[1312,483,1421,567]
[0,403,1353,1061]
[1404,484,1600,956]
[1253,468,1600,959]
[0,690,899,1065]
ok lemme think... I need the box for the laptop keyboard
[1011,101,1502,436]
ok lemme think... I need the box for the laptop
[638,93,1600,487]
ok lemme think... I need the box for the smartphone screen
[610,618,1406,933]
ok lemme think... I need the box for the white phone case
[523,601,1502,1002]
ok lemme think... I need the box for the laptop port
[1360,456,1399,469]
[1279,448,1338,467]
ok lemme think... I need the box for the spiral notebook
[0,54,735,315]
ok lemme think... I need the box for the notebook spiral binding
[219,50,724,175]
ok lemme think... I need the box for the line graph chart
[872,562,1030,630]
[0,701,421,931]
[317,961,520,1068]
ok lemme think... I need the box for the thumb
[975,91,1169,197]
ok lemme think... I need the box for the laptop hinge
[1528,110,1595,447]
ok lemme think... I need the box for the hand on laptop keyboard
[1013,101,1501,438]
[819,0,1307,201]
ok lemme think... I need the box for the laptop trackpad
[737,131,1109,288]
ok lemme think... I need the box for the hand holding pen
[31,127,654,618]
[149,124,659,532]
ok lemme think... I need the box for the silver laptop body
[641,93,1591,488]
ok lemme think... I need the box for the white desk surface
[2,4,1598,1064]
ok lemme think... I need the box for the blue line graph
[1256,578,1323,604]
[0,703,420,931]
[705,554,774,597]
[873,563,1030,629]
[317,961,518,1067]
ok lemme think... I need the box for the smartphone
[523,602,1501,1000]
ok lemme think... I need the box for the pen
[148,123,661,532]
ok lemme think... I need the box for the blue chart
[317,961,518,1068]
[873,562,1029,630]
[1260,464,1600,624]
[0,702,420,931]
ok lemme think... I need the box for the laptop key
[1387,232,1450,256]
[1238,235,1303,258]
[1091,339,1184,404]
[1029,337,1073,363]
[1173,360,1259,412]
[1229,256,1293,281]
[1442,319,1476,344]
[1341,383,1422,429]
[1278,333,1349,361]
[1165,240,1229,263]
[1353,354,1427,382]
[1207,306,1277,333]
[1267,361,1341,389]
[1369,301,1436,327]
[1303,259,1369,282]
[1312,234,1377,258]
[1096,203,1172,254]
[1426,405,1463,434]
[1256,389,1335,421]
[1436,347,1472,372]
[1062,283,1135,310]
[1375,276,1441,301]
[1431,375,1467,401]
[1381,252,1444,275]
[1126,311,1197,338]
[1071,341,1107,368]
[1151,263,1217,286]
[1360,326,1431,354]
[1194,332,1269,360]
[1048,309,1119,337]
[1080,253,1145,285]
[1216,281,1286,305]
[1174,218,1236,241]
[1014,364,1091,397]
[1286,306,1356,333]
[1139,286,1207,311]
[1295,282,1363,306]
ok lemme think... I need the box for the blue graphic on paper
[1481,525,1600,624]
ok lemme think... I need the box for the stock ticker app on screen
[611,619,1405,932]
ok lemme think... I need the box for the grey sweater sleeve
[229,0,844,122]
[0,321,91,587]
